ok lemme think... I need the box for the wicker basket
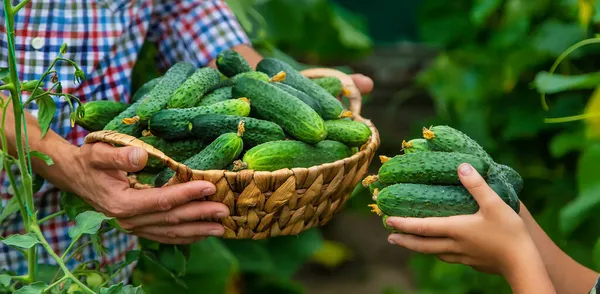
[83,68,380,240]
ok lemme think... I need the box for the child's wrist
[501,240,549,289]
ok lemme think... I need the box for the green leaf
[330,4,372,50]
[265,228,324,279]
[549,130,585,158]
[0,196,20,223]
[0,68,9,84]
[36,264,63,285]
[68,211,112,239]
[0,274,10,287]
[100,282,145,294]
[593,238,600,270]
[533,71,600,94]
[31,174,45,194]
[14,281,46,294]
[531,21,586,57]
[222,239,275,274]
[470,0,502,25]
[36,94,56,138]
[30,150,53,166]
[60,191,94,221]
[225,0,254,33]
[1,233,39,249]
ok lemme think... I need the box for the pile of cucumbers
[364,125,523,231]
[74,49,373,187]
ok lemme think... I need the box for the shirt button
[31,37,45,50]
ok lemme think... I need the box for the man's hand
[66,142,230,244]
[350,74,374,95]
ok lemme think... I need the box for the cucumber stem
[401,140,413,150]
[422,126,435,140]
[122,116,140,125]
[339,111,353,118]
[270,71,286,82]
[379,155,390,163]
[232,159,247,171]
[361,174,379,187]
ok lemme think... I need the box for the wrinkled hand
[385,163,537,276]
[350,74,374,95]
[69,142,230,244]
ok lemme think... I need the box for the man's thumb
[89,143,148,172]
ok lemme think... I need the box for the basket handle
[83,130,193,182]
[300,68,365,121]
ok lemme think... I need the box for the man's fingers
[386,216,459,238]
[388,233,458,255]
[457,163,500,208]
[350,74,374,94]
[86,142,148,172]
[133,221,224,239]
[136,233,207,245]
[118,201,229,230]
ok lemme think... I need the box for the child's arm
[519,203,599,294]
[385,163,556,294]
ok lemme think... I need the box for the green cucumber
[256,58,349,120]
[167,67,221,109]
[374,182,518,218]
[134,172,159,186]
[148,98,251,140]
[103,98,147,137]
[190,113,285,148]
[272,82,322,116]
[131,77,162,104]
[312,76,343,97]
[196,86,232,106]
[231,71,270,83]
[75,100,128,132]
[138,136,205,172]
[237,140,352,171]
[498,164,523,194]
[154,124,245,187]
[423,125,493,163]
[378,151,490,186]
[324,119,372,147]
[135,62,196,122]
[402,138,435,154]
[486,164,521,213]
[232,77,327,144]
[216,49,253,77]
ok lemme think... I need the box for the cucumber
[167,67,221,109]
[135,62,196,122]
[378,151,490,186]
[134,172,159,186]
[216,49,253,77]
[196,86,232,106]
[374,182,518,218]
[486,164,521,213]
[148,98,251,140]
[103,98,147,137]
[423,125,493,163]
[154,123,245,187]
[256,58,349,120]
[190,113,286,148]
[237,140,352,171]
[131,77,162,104]
[324,119,372,147]
[272,82,322,116]
[232,77,327,144]
[402,138,435,154]
[498,164,523,194]
[231,71,270,83]
[312,76,343,97]
[138,136,205,172]
[75,100,128,132]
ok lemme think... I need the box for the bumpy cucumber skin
[424,125,493,163]
[376,182,517,218]
[197,86,232,106]
[378,151,490,186]
[75,100,128,132]
[403,138,436,154]
[486,164,521,213]
[241,140,352,171]
[324,119,372,147]
[154,132,244,187]
[216,49,253,77]
[138,136,205,172]
[167,67,221,109]
[136,62,196,121]
[498,164,523,194]
[232,77,327,144]
[134,172,159,186]
[312,76,343,97]
[103,98,147,137]
[190,114,285,148]
[256,58,347,120]
[131,77,162,104]
[148,98,251,140]
[272,82,322,116]
[231,71,270,83]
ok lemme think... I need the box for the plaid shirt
[0,0,249,282]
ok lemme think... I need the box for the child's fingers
[386,216,459,238]
[388,233,458,255]
[457,163,502,210]
[436,253,464,264]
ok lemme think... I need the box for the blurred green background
[130,0,600,293]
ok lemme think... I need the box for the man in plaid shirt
[0,0,373,283]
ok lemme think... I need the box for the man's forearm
[519,203,598,294]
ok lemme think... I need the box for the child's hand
[386,163,538,276]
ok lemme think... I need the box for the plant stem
[60,235,81,260]
[3,0,37,281]
[43,275,68,293]
[13,0,30,13]
[38,210,65,224]
[0,83,13,91]
[31,224,95,294]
